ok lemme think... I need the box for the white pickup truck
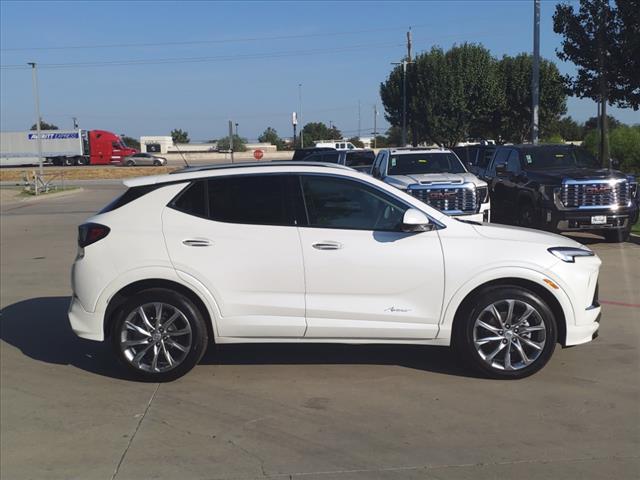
[371,148,491,222]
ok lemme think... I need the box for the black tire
[453,286,557,379]
[603,228,630,243]
[63,157,75,167]
[517,201,537,229]
[75,156,88,166]
[125,160,135,167]
[111,288,209,381]
[153,159,162,166]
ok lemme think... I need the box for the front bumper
[68,296,104,341]
[541,204,637,232]
[565,306,601,346]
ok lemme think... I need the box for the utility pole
[373,105,378,149]
[298,83,304,148]
[28,62,44,180]
[72,116,78,129]
[531,0,540,145]
[407,27,412,61]
[235,122,239,138]
[598,2,609,168]
[292,112,297,149]
[392,29,415,147]
[228,120,234,163]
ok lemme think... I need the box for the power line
[0,23,434,52]
[0,42,403,70]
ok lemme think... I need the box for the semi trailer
[0,129,137,167]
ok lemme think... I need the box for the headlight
[477,186,489,203]
[548,246,594,263]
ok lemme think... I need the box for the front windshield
[522,147,599,170]
[388,152,466,175]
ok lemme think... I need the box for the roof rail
[389,147,447,151]
[169,160,354,174]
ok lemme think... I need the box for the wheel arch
[104,278,215,342]
[444,275,569,347]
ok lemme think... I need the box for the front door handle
[312,241,342,251]
[182,238,212,247]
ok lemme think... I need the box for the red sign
[253,149,264,160]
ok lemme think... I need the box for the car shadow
[0,296,478,381]
[563,232,640,246]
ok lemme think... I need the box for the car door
[503,150,524,219]
[296,174,445,339]
[487,148,511,221]
[162,174,306,338]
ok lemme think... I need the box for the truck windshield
[522,147,599,170]
[388,153,466,175]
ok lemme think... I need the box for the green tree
[216,134,247,152]
[583,125,640,173]
[301,122,342,147]
[347,137,365,148]
[583,115,623,132]
[385,126,403,147]
[258,127,286,150]
[494,53,567,143]
[30,120,58,130]
[171,128,190,144]
[552,116,584,141]
[121,135,140,150]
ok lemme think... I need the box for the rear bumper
[68,296,104,341]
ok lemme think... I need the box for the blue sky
[1,0,638,142]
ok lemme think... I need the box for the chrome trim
[406,182,478,214]
[559,178,631,210]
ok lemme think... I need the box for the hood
[471,222,584,248]
[388,172,485,187]
[526,167,628,186]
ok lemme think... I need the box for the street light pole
[28,62,44,179]
[373,104,378,149]
[298,83,303,148]
[235,122,239,138]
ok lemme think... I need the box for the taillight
[78,223,110,248]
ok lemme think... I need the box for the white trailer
[1,130,86,167]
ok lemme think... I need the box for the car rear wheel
[454,287,557,379]
[111,289,209,381]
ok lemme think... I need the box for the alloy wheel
[119,302,192,373]
[472,299,547,371]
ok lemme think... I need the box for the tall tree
[554,0,640,164]
[258,127,285,150]
[216,135,247,152]
[553,116,585,141]
[121,135,140,150]
[30,120,58,130]
[583,114,623,131]
[170,128,190,144]
[494,54,567,143]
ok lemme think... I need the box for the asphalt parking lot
[1,185,638,480]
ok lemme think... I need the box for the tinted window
[345,150,375,167]
[301,175,407,231]
[208,175,293,226]
[388,153,466,175]
[506,151,521,173]
[521,147,599,170]
[172,181,207,217]
[100,184,160,213]
[479,147,495,168]
[321,152,340,163]
[490,149,510,174]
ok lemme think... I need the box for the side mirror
[495,163,507,177]
[402,209,432,232]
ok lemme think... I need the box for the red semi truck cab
[86,130,137,165]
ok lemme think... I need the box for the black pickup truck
[485,144,639,242]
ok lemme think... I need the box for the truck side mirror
[495,163,508,177]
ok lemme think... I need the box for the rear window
[172,180,207,217]
[345,150,375,167]
[99,184,160,213]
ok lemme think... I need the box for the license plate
[591,215,607,225]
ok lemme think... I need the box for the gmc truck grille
[407,186,476,214]
[561,180,630,208]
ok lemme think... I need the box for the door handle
[182,239,212,247]
[312,241,342,250]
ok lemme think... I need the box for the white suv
[372,148,491,222]
[69,162,601,381]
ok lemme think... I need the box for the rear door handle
[312,241,342,250]
[182,238,212,247]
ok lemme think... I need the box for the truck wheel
[454,286,557,379]
[63,157,75,167]
[603,228,630,243]
[76,156,88,166]
[518,201,537,229]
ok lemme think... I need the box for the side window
[172,181,207,218]
[300,175,407,231]
[112,142,121,149]
[208,175,294,226]
[479,148,495,168]
[506,150,521,174]
[372,152,383,177]
[321,152,340,163]
[490,149,510,175]
[300,153,322,162]
[379,154,388,178]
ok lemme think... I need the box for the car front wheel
[455,287,557,379]
[111,289,209,381]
